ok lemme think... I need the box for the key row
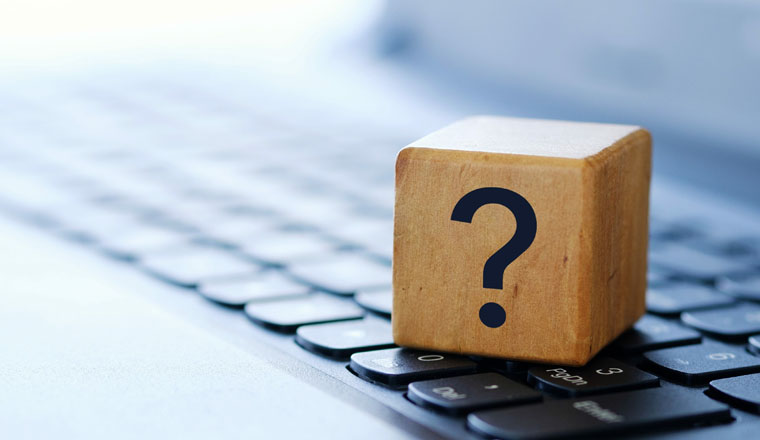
[347,343,760,391]
[469,387,731,439]
[217,283,754,437]
[135,243,757,346]
[194,278,760,391]
[344,345,759,435]
[647,279,760,313]
[643,282,760,335]
[136,243,391,296]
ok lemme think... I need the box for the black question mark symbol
[451,187,537,328]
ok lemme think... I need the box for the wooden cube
[392,116,651,366]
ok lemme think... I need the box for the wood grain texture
[392,116,651,366]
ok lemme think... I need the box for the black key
[717,274,760,301]
[139,244,261,287]
[643,342,760,385]
[288,254,390,296]
[354,289,392,316]
[408,372,541,415]
[295,319,395,359]
[709,374,760,413]
[349,348,477,388]
[198,271,310,307]
[649,244,750,280]
[750,335,760,356]
[611,314,701,353]
[467,387,731,440]
[681,303,760,339]
[646,284,734,315]
[244,294,364,333]
[527,357,658,397]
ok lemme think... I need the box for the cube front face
[393,148,592,365]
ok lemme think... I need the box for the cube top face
[407,116,642,159]
[392,116,651,366]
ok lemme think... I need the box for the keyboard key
[198,271,310,307]
[643,342,760,385]
[527,357,658,397]
[750,335,760,356]
[238,230,342,265]
[271,194,354,230]
[717,274,760,301]
[288,254,391,296]
[681,303,760,339]
[54,207,141,243]
[408,372,541,415]
[649,221,701,242]
[647,266,674,287]
[349,348,478,388]
[467,387,731,440]
[611,314,701,353]
[646,284,734,315]
[244,294,364,333]
[709,374,760,413]
[97,225,192,260]
[686,236,760,260]
[326,218,393,257]
[201,216,278,246]
[354,289,392,316]
[139,244,261,287]
[295,319,395,359]
[649,244,751,280]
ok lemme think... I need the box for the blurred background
[1,0,759,203]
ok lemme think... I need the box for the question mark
[451,187,537,328]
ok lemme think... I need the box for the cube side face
[584,129,652,357]
[392,147,590,365]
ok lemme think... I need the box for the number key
[643,342,760,385]
[527,357,658,397]
[349,348,478,388]
[408,372,541,415]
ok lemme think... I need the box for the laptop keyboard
[1,79,760,439]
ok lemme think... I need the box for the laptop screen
[379,0,760,159]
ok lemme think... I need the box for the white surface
[0,217,411,440]
[406,115,641,159]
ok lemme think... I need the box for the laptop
[2,1,760,438]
